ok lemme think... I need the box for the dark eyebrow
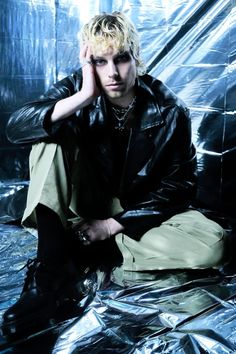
[115,51,130,58]
[92,55,105,60]
[93,51,130,60]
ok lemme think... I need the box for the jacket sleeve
[6,74,79,144]
[113,106,198,240]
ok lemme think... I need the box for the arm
[51,45,100,122]
[6,45,100,144]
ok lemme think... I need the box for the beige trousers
[22,141,226,271]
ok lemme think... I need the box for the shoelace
[18,258,41,293]
[18,258,36,271]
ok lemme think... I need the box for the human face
[91,47,137,106]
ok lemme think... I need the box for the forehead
[92,46,129,58]
[89,31,127,52]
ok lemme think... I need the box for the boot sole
[2,269,97,338]
[1,301,58,338]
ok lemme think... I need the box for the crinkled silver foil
[1,0,236,353]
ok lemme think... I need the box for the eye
[92,58,106,66]
[115,52,131,64]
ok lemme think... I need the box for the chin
[107,91,123,99]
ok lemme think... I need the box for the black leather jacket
[6,72,197,239]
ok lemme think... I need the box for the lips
[106,82,123,90]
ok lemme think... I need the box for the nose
[108,61,119,79]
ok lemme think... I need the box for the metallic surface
[1,0,236,352]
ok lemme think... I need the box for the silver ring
[76,230,89,244]
[81,59,92,67]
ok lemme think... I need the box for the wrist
[106,218,124,237]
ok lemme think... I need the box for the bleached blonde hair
[80,12,146,76]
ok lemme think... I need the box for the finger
[85,45,93,62]
[83,239,91,246]
[82,232,91,246]
[80,44,94,67]
[79,43,87,62]
[79,45,92,67]
[71,219,85,231]
[80,223,89,232]
[74,229,91,246]
[80,59,93,68]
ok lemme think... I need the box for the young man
[2,12,225,336]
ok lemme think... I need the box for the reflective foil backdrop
[1,1,236,353]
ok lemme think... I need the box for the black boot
[1,258,95,338]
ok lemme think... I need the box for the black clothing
[6,72,197,239]
[1,258,95,337]
[36,204,69,263]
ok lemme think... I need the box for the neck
[110,95,137,131]
[107,90,136,108]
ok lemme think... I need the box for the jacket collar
[91,74,165,131]
[135,75,164,131]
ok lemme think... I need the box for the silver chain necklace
[111,96,136,130]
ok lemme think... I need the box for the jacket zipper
[118,127,133,197]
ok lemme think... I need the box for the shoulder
[138,74,189,116]
[43,70,83,98]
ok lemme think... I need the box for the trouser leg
[2,139,95,337]
[115,210,226,271]
[22,139,123,270]
[21,141,226,273]
[22,140,79,230]
[21,139,81,270]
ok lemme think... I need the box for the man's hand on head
[80,44,101,99]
